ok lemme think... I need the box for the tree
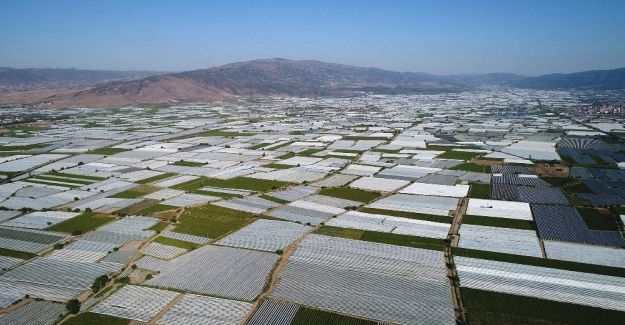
[66,299,80,314]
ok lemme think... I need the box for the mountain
[3,59,625,108]
[440,73,524,86]
[36,59,461,107]
[0,67,161,90]
[510,67,625,90]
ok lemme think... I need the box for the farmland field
[468,183,492,199]
[462,287,625,325]
[174,204,255,238]
[58,312,130,325]
[291,306,377,325]
[318,187,380,203]
[315,226,446,251]
[46,212,115,234]
[173,176,288,192]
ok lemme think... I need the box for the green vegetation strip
[0,247,37,260]
[136,172,176,184]
[47,212,115,235]
[61,312,130,325]
[153,236,198,250]
[358,207,453,223]
[173,176,288,192]
[451,162,491,173]
[315,226,446,251]
[437,150,483,160]
[88,147,130,155]
[110,185,159,199]
[298,148,324,156]
[48,171,106,181]
[318,187,380,203]
[452,247,625,278]
[462,215,534,230]
[468,183,492,199]
[291,306,377,325]
[174,204,255,238]
[137,204,177,215]
[264,163,294,169]
[259,195,290,204]
[35,175,93,184]
[149,221,169,232]
[461,287,625,325]
[172,160,205,167]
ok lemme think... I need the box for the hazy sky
[1,0,625,75]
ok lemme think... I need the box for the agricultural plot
[543,240,625,269]
[143,242,188,260]
[348,176,409,192]
[266,185,318,202]
[317,187,381,203]
[367,194,459,216]
[400,182,469,198]
[157,294,252,325]
[160,231,210,245]
[0,256,119,302]
[161,193,219,207]
[299,194,361,208]
[92,285,179,322]
[492,184,569,205]
[1,211,78,229]
[247,299,300,325]
[146,245,278,301]
[456,256,625,312]
[0,226,69,253]
[213,195,280,214]
[46,212,115,234]
[326,211,450,239]
[0,300,65,325]
[531,204,625,247]
[270,234,454,325]
[216,219,310,252]
[47,238,118,262]
[174,204,255,238]
[268,200,345,225]
[458,224,543,257]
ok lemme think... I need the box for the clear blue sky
[1,0,624,75]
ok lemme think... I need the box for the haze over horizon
[1,0,625,76]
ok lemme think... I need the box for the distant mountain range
[0,67,159,90]
[1,59,624,107]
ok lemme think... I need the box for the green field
[264,163,294,169]
[291,306,377,325]
[0,247,37,260]
[110,185,159,199]
[61,312,129,325]
[259,194,290,204]
[34,175,94,185]
[468,183,492,199]
[172,160,205,167]
[0,143,48,151]
[48,171,106,181]
[451,162,491,173]
[358,207,452,223]
[461,287,625,325]
[174,204,255,238]
[578,207,619,231]
[315,226,446,251]
[173,176,288,192]
[437,150,483,160]
[137,204,177,215]
[298,148,324,156]
[47,212,115,235]
[88,147,130,155]
[318,187,380,203]
[149,221,169,232]
[452,247,625,278]
[153,236,198,250]
[462,215,534,230]
[136,172,176,184]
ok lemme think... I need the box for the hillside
[510,67,625,90]
[38,59,461,107]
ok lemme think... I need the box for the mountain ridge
[2,59,625,108]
